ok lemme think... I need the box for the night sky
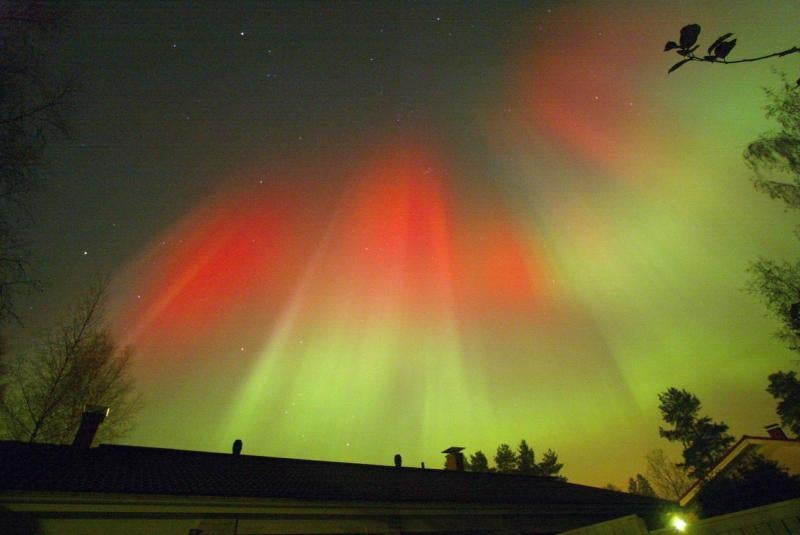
[20,0,800,488]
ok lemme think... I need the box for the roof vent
[72,405,109,449]
[442,446,465,471]
[765,423,788,440]
[232,439,243,455]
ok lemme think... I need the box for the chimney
[442,446,465,471]
[765,423,788,440]
[72,405,109,448]
[394,454,402,468]
[232,439,243,455]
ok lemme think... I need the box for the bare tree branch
[0,284,141,444]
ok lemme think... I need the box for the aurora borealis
[25,1,800,488]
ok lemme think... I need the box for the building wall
[0,493,661,535]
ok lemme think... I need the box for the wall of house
[763,443,800,474]
[0,494,662,535]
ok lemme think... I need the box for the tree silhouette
[767,371,800,436]
[538,449,565,480]
[645,448,691,500]
[516,440,537,475]
[658,387,734,479]
[0,1,74,322]
[742,76,800,354]
[494,443,516,473]
[472,441,565,479]
[628,474,657,497]
[695,454,800,517]
[469,450,491,472]
[0,284,140,444]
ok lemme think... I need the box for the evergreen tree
[658,387,734,479]
[469,450,490,472]
[767,371,800,436]
[538,448,565,480]
[494,443,516,473]
[516,440,537,474]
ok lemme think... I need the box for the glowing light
[670,515,688,532]
[108,1,800,488]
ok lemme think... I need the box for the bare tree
[645,448,692,501]
[0,1,74,322]
[0,284,141,444]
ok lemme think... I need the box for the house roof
[0,440,661,510]
[679,434,800,507]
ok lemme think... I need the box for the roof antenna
[232,439,243,456]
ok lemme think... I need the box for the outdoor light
[670,515,688,532]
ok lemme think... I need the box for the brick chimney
[72,405,109,448]
[442,446,465,471]
[765,423,788,440]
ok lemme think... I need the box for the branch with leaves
[664,24,800,82]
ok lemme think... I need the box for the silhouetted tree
[494,443,516,473]
[663,24,800,80]
[645,448,691,500]
[478,441,565,479]
[695,454,800,517]
[538,448,565,481]
[0,284,140,444]
[628,474,657,497]
[741,76,800,356]
[658,387,734,479]
[516,439,537,475]
[767,371,800,436]
[0,1,74,322]
[469,450,490,472]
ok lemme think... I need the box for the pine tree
[469,450,490,472]
[767,371,800,436]
[658,387,734,479]
[516,440,537,474]
[537,448,565,480]
[494,443,516,473]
